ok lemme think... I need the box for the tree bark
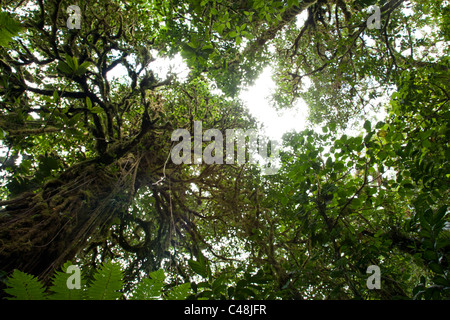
[0,156,137,282]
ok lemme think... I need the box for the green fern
[3,269,47,300]
[165,283,191,300]
[130,269,165,300]
[2,262,191,300]
[48,261,85,300]
[86,262,124,300]
[130,269,191,300]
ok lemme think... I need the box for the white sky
[239,67,309,142]
[108,54,310,143]
[239,10,310,142]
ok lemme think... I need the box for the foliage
[412,206,450,300]
[3,270,47,300]
[3,261,191,300]
[0,0,449,301]
[0,12,23,47]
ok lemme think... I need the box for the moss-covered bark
[0,159,134,282]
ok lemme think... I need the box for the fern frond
[165,282,191,300]
[130,269,166,300]
[131,278,164,300]
[86,261,123,300]
[48,261,85,300]
[150,269,165,282]
[4,270,47,300]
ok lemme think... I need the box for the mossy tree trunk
[0,156,139,282]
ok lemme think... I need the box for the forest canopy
[0,0,449,300]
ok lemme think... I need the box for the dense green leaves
[131,270,166,300]
[86,262,124,300]
[3,270,47,300]
[0,0,449,301]
[48,262,85,300]
[3,262,192,300]
[413,205,450,299]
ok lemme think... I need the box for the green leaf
[72,56,79,71]
[4,269,47,300]
[202,44,214,51]
[86,96,92,109]
[402,182,414,189]
[419,208,433,227]
[187,42,197,49]
[423,250,438,261]
[48,262,85,300]
[131,277,164,300]
[90,106,104,114]
[57,61,74,75]
[196,281,211,289]
[433,276,450,287]
[329,122,337,132]
[150,269,166,282]
[64,53,75,70]
[428,262,444,275]
[217,23,225,34]
[76,61,91,76]
[166,282,191,300]
[422,139,431,148]
[188,259,208,278]
[436,238,450,250]
[0,12,23,47]
[86,261,123,300]
[433,205,448,225]
[68,112,83,126]
[212,274,227,291]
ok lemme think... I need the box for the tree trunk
[0,156,138,282]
